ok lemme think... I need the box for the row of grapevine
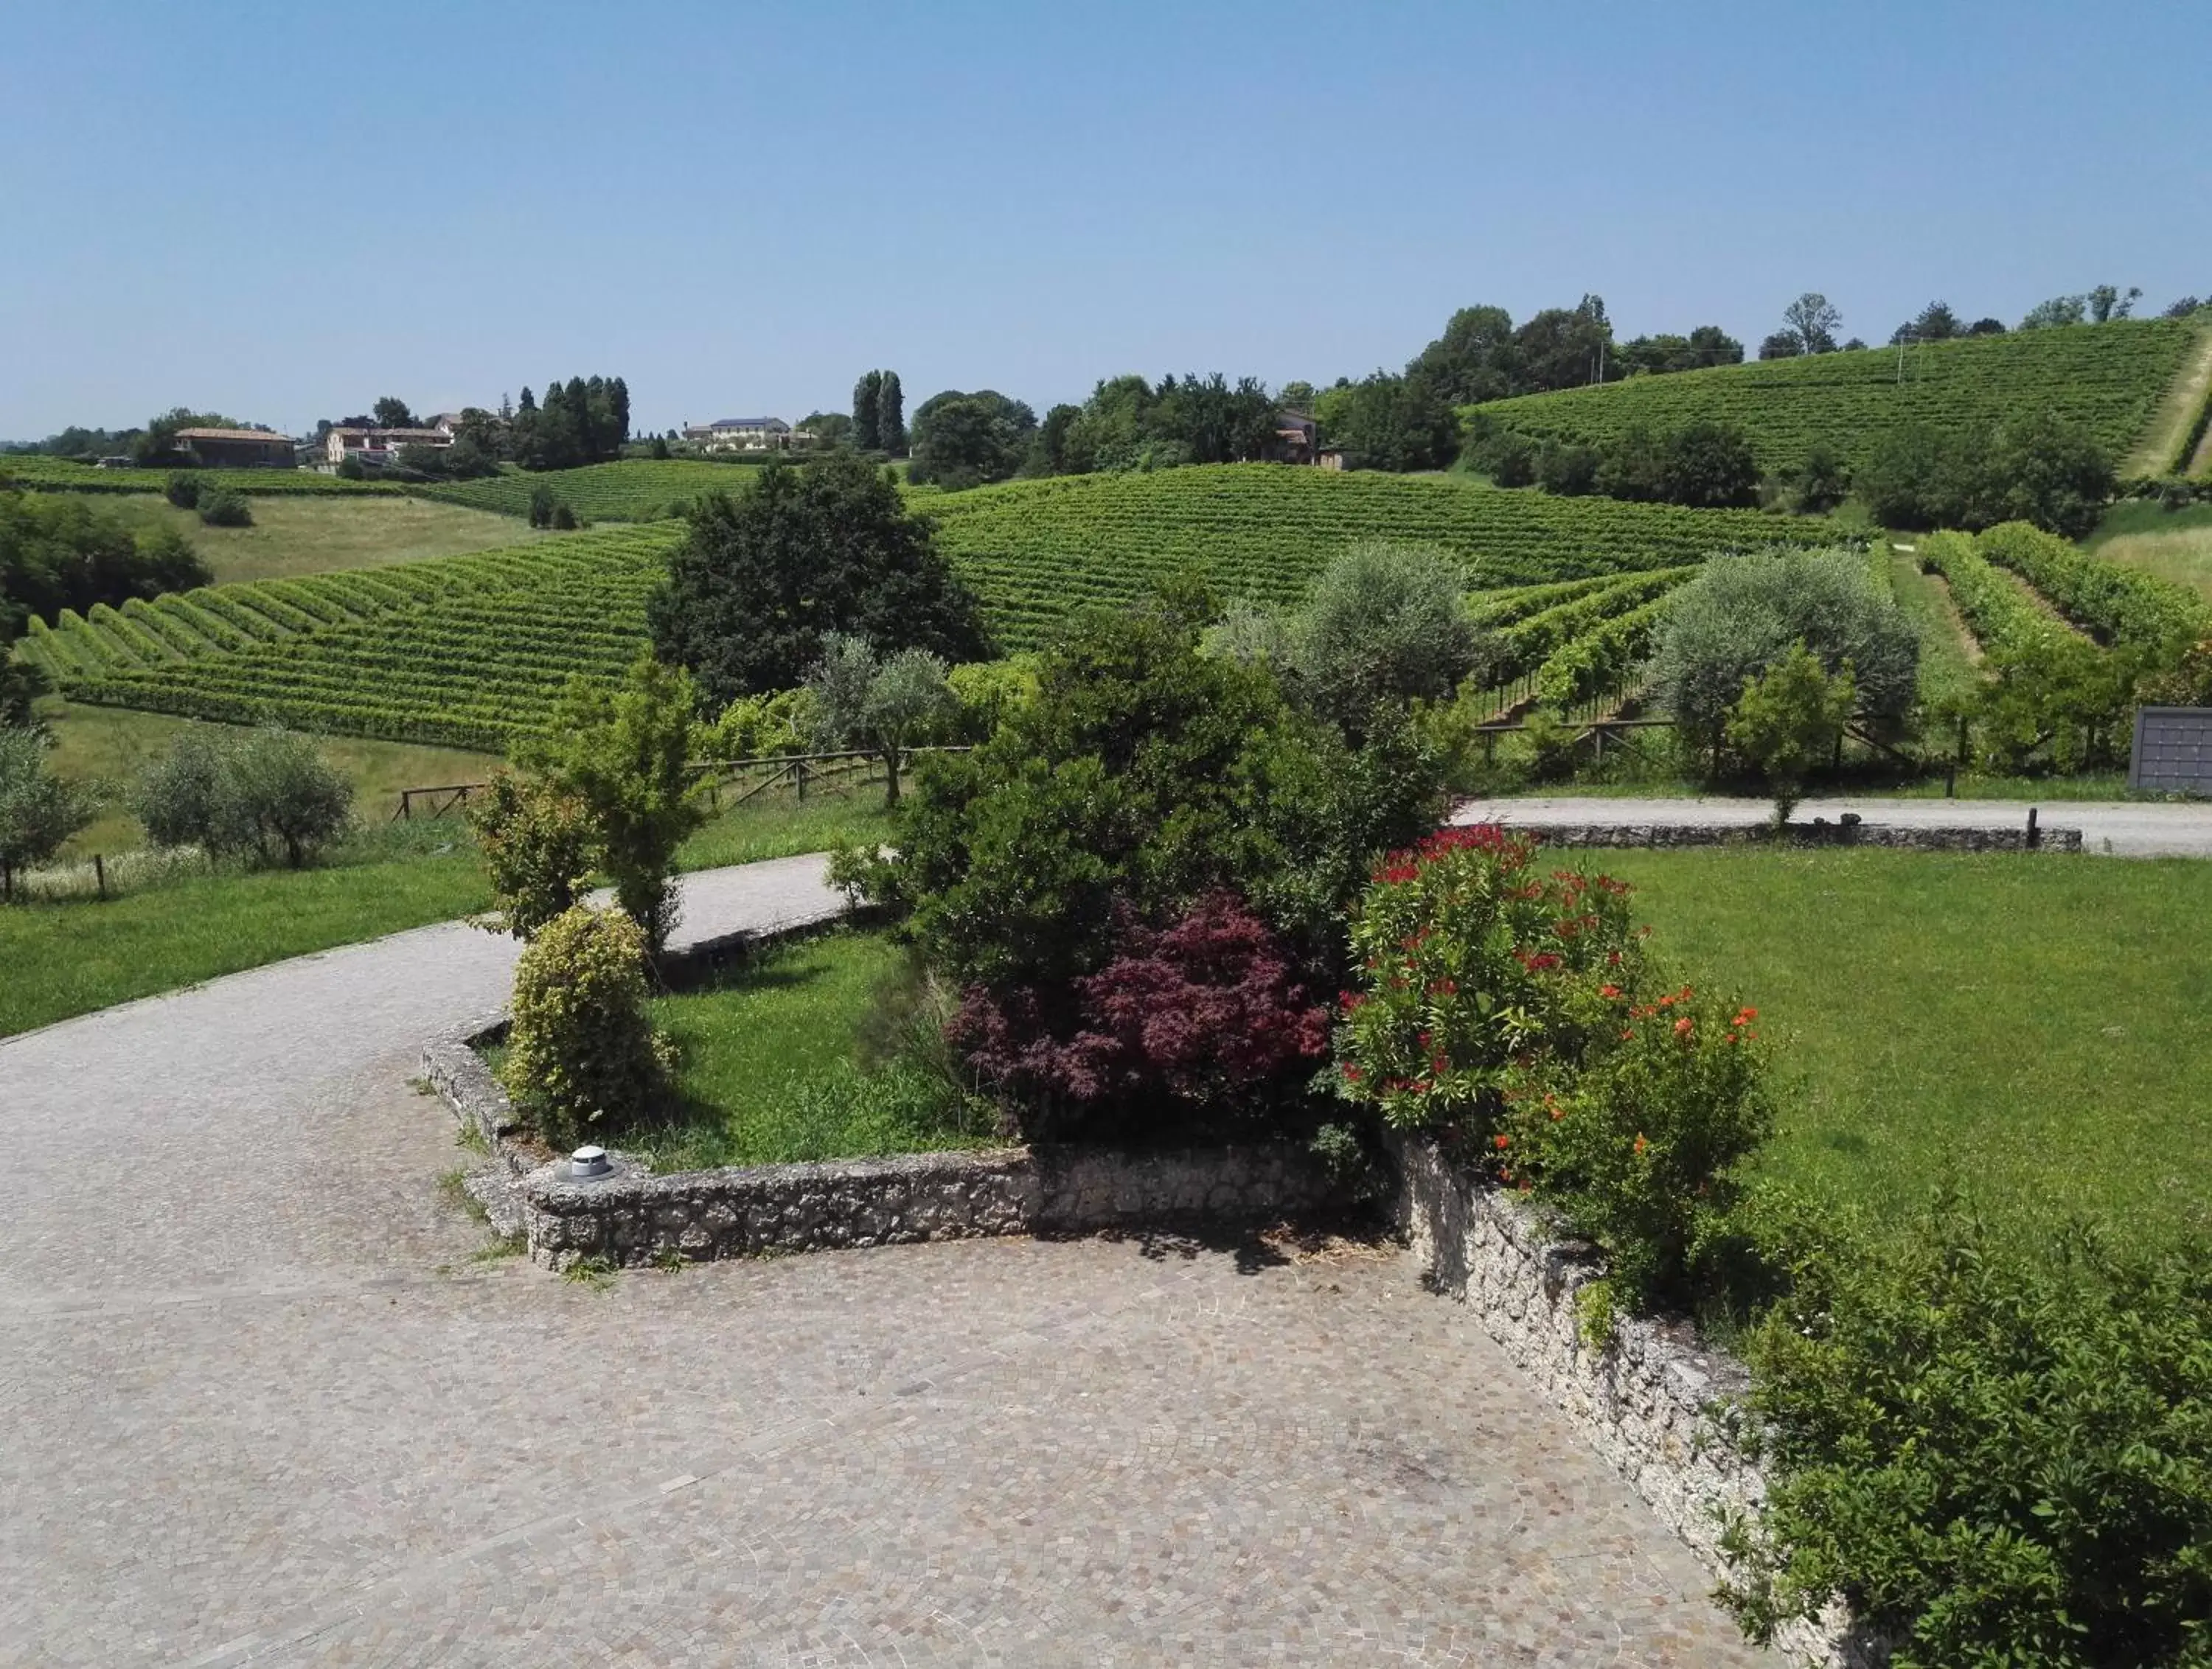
[0,456,405,497]
[923,467,1829,652]
[20,525,683,748]
[1472,318,2201,474]
[1491,568,1697,683]
[1974,521,2211,648]
[1464,575,1619,627]
[1533,597,1672,711]
[1917,533,2075,656]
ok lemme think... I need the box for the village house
[681,417,793,453]
[174,428,296,469]
[323,425,455,470]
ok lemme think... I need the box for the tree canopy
[647,451,990,703]
[907,389,1037,489]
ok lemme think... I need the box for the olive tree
[1651,548,1918,768]
[0,723,94,900]
[804,633,956,805]
[1287,540,1486,737]
[133,726,352,868]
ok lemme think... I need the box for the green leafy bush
[1725,641,1857,823]
[1723,1205,2212,1669]
[196,489,253,528]
[466,771,597,938]
[132,725,352,868]
[518,655,706,950]
[0,723,94,899]
[1499,986,1773,1310]
[1651,546,1916,762]
[164,471,203,509]
[860,593,1445,1142]
[500,903,669,1150]
[1335,826,1645,1130]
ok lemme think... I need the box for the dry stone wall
[1509,819,2079,852]
[1388,1132,1888,1669]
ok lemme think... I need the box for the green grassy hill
[922,465,1833,650]
[1470,318,2205,476]
[420,459,754,521]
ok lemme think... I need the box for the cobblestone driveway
[0,858,1773,1666]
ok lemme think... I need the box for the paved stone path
[0,857,1773,1666]
[1455,794,2212,857]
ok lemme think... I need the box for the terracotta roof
[176,428,291,444]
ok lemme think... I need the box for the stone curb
[1388,1131,1891,1669]
[1498,818,2080,853]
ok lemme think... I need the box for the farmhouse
[173,428,296,469]
[324,425,454,470]
[682,417,793,453]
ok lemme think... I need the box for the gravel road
[1453,794,2212,856]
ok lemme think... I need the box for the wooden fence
[391,746,976,821]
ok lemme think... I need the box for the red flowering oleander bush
[1335,824,1646,1129]
[1498,986,1773,1309]
[1337,824,1769,1310]
[953,891,1330,1140]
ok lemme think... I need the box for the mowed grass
[2086,499,2212,602]
[98,492,549,583]
[0,789,891,1039]
[1585,848,2212,1244]
[34,696,498,856]
[643,929,993,1171]
[0,826,490,1038]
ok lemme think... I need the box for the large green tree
[877,371,905,455]
[647,451,990,703]
[852,371,883,452]
[908,389,1037,489]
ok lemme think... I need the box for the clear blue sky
[4,1,2207,439]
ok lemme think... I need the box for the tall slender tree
[853,371,883,452]
[877,371,905,456]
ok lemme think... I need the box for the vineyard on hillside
[19,526,681,750]
[11,470,1843,745]
[0,456,404,497]
[921,466,1833,652]
[1470,318,2203,475]
[421,459,750,521]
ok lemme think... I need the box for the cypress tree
[853,371,882,453]
[877,371,905,456]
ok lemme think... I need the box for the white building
[681,417,793,453]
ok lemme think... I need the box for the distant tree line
[0,487,210,648]
[322,377,630,481]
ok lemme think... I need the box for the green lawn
[2086,499,2212,601]
[639,929,995,1171]
[1586,848,2212,1245]
[0,789,893,1039]
[0,825,490,1036]
[97,492,549,584]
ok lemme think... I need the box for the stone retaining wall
[1506,818,2079,853]
[1388,1132,1887,1669]
[422,924,1342,1271]
[521,1142,1338,1269]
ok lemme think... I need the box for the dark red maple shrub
[952,891,1330,1143]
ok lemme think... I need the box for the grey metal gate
[2129,706,2212,794]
